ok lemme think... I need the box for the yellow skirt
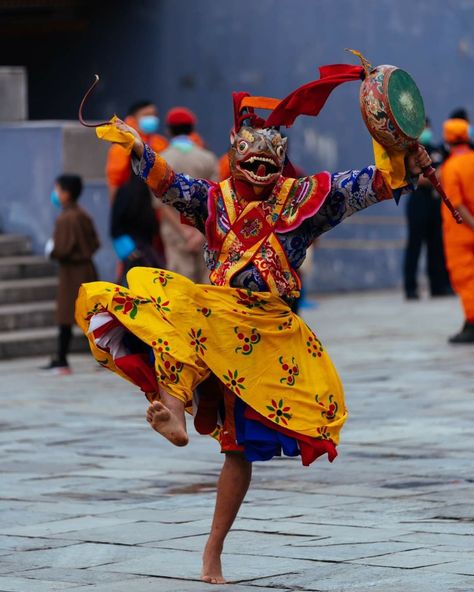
[75,267,347,462]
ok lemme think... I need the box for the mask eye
[237,140,248,153]
[276,145,285,159]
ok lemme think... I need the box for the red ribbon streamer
[265,64,364,128]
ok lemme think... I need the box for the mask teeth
[247,156,276,165]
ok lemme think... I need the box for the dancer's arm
[108,119,211,232]
[134,143,212,233]
[307,146,430,238]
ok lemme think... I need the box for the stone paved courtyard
[1,290,473,592]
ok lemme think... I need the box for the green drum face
[387,69,425,140]
[360,64,426,151]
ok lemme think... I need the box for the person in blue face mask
[41,175,100,374]
[105,100,168,282]
[403,118,452,300]
[106,100,168,203]
[158,107,219,283]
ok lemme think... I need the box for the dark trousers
[57,324,72,365]
[403,190,451,296]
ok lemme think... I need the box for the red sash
[208,174,330,298]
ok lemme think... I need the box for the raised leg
[146,386,188,446]
[202,452,252,584]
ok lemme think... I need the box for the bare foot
[146,401,188,446]
[201,542,226,584]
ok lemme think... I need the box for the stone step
[0,255,56,280]
[0,326,88,359]
[0,234,32,257]
[0,277,58,304]
[0,301,56,332]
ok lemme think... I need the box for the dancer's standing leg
[201,453,252,584]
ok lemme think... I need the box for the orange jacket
[189,131,205,148]
[441,146,474,244]
[106,115,168,190]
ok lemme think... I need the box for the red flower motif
[306,334,324,358]
[277,317,293,331]
[152,270,173,286]
[316,426,330,440]
[151,338,171,357]
[266,398,292,425]
[233,289,268,310]
[223,369,246,395]
[315,394,338,420]
[84,302,107,321]
[112,290,150,320]
[234,326,261,355]
[189,328,207,355]
[158,359,184,384]
[279,355,299,386]
[150,296,171,318]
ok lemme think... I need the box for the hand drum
[360,65,425,151]
[360,64,462,223]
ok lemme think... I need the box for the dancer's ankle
[205,538,223,554]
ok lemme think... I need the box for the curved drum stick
[78,75,111,128]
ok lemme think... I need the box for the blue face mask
[138,115,160,135]
[418,128,433,147]
[50,189,61,209]
[171,136,194,153]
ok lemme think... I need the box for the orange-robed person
[106,100,168,201]
[441,118,474,344]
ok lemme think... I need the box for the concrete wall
[0,67,28,121]
[0,123,115,281]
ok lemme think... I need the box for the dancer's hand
[407,144,431,176]
[113,118,144,157]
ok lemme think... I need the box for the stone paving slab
[227,518,411,542]
[92,547,320,583]
[0,535,75,553]
[0,576,79,592]
[13,567,142,586]
[149,531,420,562]
[392,520,474,536]
[0,542,158,570]
[0,510,72,528]
[62,577,293,592]
[349,547,464,569]
[49,518,215,545]
[393,531,474,549]
[1,515,140,538]
[88,506,215,524]
[256,563,474,592]
[1,291,473,590]
[143,530,323,552]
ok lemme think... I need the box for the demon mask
[229,126,287,186]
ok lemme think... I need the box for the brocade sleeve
[307,166,393,239]
[133,143,212,232]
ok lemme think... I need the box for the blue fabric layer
[234,398,300,462]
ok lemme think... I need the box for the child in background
[42,175,100,374]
